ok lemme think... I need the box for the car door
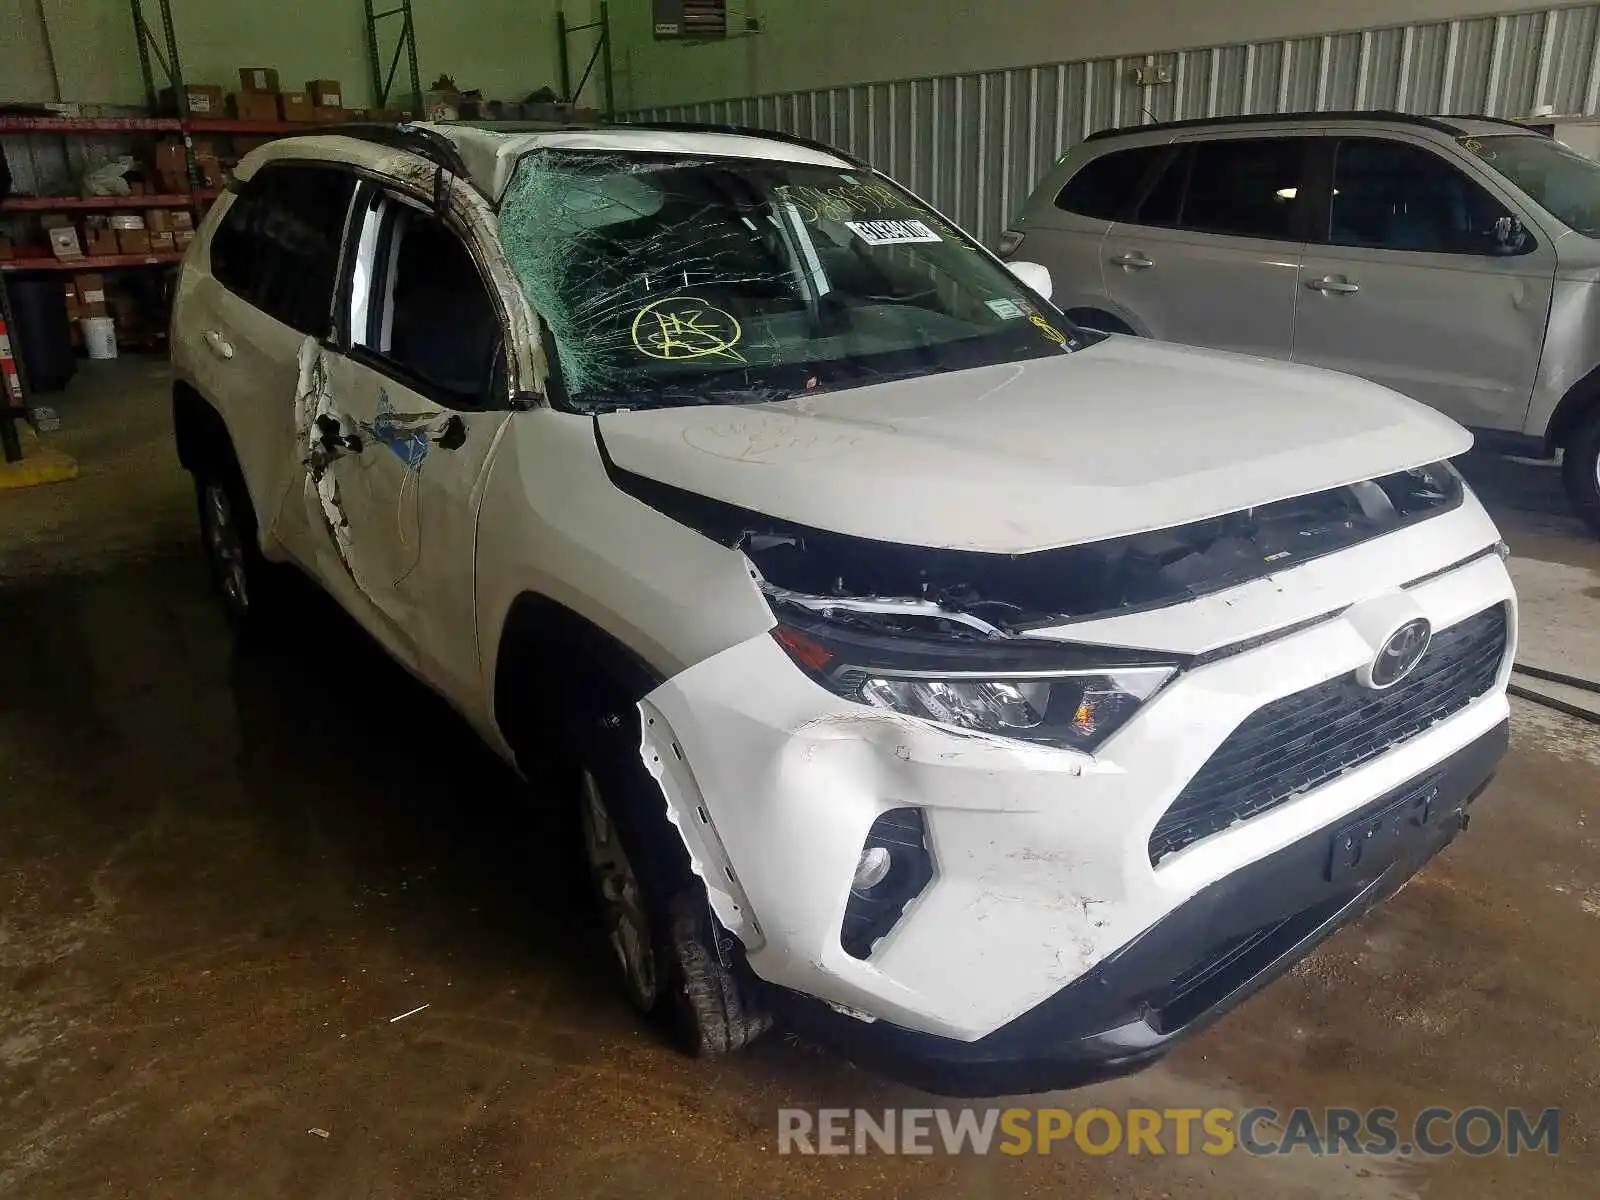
[295,185,513,702]
[1007,143,1169,331]
[1292,135,1556,431]
[183,166,355,540]
[1101,136,1312,358]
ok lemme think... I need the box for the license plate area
[1327,772,1452,883]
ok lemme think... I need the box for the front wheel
[577,739,770,1056]
[1560,407,1600,538]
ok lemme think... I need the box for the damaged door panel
[293,190,513,698]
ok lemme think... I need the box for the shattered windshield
[498,149,1082,411]
[1462,134,1600,235]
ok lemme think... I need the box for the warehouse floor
[2,360,1598,1199]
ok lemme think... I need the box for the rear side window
[210,165,355,336]
[1179,138,1307,240]
[1055,146,1164,219]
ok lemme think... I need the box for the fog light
[852,846,892,893]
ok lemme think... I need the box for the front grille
[1149,604,1508,864]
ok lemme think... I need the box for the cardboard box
[279,91,315,122]
[162,83,225,117]
[239,67,280,93]
[175,229,196,250]
[312,105,345,124]
[47,224,84,261]
[144,209,172,234]
[153,142,190,193]
[116,228,151,255]
[195,154,224,189]
[0,232,13,262]
[306,79,343,107]
[149,230,176,253]
[83,219,118,257]
[169,209,195,232]
[73,273,108,317]
[230,91,279,122]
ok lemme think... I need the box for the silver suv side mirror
[1006,260,1054,301]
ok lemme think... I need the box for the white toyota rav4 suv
[171,121,1516,1096]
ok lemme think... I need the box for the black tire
[1064,307,1136,336]
[577,716,770,1057]
[192,451,282,645]
[1561,406,1600,538]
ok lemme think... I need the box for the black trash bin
[6,276,75,394]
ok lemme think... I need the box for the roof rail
[613,119,871,168]
[1443,113,1550,134]
[1083,110,1469,142]
[315,121,470,177]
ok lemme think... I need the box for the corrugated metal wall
[626,3,1600,246]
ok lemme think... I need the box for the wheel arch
[1543,361,1600,453]
[172,379,233,474]
[491,591,667,771]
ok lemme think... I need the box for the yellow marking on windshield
[631,297,748,363]
[1029,313,1068,347]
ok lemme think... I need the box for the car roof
[1082,110,1547,145]
[236,120,855,204]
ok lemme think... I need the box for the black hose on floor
[1509,662,1600,727]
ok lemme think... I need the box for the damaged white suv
[171,121,1516,1096]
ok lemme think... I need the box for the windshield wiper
[585,383,799,413]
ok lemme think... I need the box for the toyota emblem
[1366,618,1433,690]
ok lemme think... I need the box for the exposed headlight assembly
[771,603,1178,752]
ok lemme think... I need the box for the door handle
[1305,276,1361,295]
[203,329,234,360]
[1111,252,1155,270]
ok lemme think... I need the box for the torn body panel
[640,546,1514,1042]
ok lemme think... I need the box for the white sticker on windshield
[846,218,942,245]
[986,299,1026,319]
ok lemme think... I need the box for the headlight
[771,607,1177,752]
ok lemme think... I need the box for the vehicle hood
[596,337,1472,553]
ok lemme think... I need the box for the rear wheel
[1560,406,1600,538]
[193,453,282,644]
[576,716,770,1056]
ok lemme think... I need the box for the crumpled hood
[596,337,1473,553]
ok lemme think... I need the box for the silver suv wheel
[202,481,250,615]
[580,767,658,1009]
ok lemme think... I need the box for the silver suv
[1002,112,1600,535]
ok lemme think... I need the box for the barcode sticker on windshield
[846,219,942,245]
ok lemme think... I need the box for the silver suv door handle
[1111,252,1155,270]
[1305,276,1360,295]
[203,329,235,359]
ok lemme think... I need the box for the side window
[351,199,502,405]
[1181,138,1307,240]
[1055,146,1164,220]
[209,190,268,303]
[211,166,355,336]
[1328,138,1527,255]
[1134,145,1190,227]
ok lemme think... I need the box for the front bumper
[771,718,1507,1096]
[640,503,1514,1043]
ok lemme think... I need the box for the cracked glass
[498,149,1084,412]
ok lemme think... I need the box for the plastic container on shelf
[80,316,118,360]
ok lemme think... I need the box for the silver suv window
[1328,138,1527,255]
[1118,138,1310,240]
[1462,133,1600,236]
[1054,145,1165,220]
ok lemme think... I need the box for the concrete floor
[2,359,1598,1199]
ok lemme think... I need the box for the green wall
[5,0,577,109]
